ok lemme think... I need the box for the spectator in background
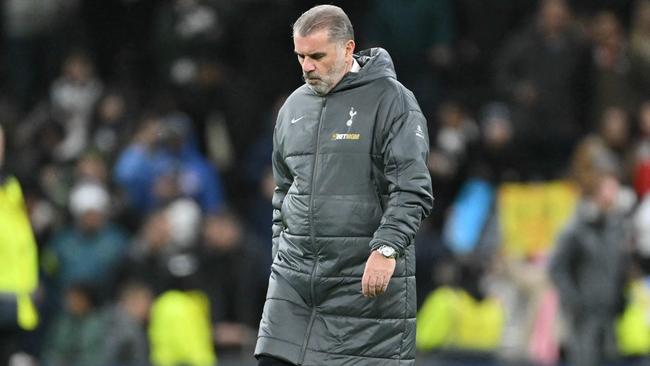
[152,0,233,141]
[148,288,216,366]
[568,0,633,25]
[452,0,537,103]
[471,102,522,183]
[99,282,153,366]
[365,0,454,119]
[588,11,634,121]
[495,0,590,179]
[43,182,129,303]
[23,150,110,235]
[21,136,110,216]
[413,218,449,308]
[632,102,650,199]
[146,248,216,366]
[549,173,631,366]
[89,90,135,164]
[571,106,631,197]
[634,187,650,274]
[122,210,176,294]
[226,0,298,104]
[114,112,224,215]
[430,101,480,178]
[632,102,650,271]
[633,101,650,167]
[78,0,158,87]
[152,0,225,89]
[50,50,104,162]
[165,198,203,250]
[428,101,479,225]
[11,111,66,192]
[75,152,110,186]
[629,0,650,104]
[2,0,81,111]
[123,197,202,289]
[42,284,106,366]
[198,212,266,350]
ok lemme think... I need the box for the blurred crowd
[2,0,650,365]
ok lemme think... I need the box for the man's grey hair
[292,5,354,44]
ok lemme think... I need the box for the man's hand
[362,250,396,298]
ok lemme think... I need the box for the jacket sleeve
[369,109,434,255]
[197,162,225,214]
[548,226,581,311]
[271,124,293,259]
[113,144,152,211]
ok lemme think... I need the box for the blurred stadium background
[2,0,650,365]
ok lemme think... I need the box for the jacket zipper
[298,97,327,364]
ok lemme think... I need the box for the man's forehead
[293,29,333,53]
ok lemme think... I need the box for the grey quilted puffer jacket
[255,48,434,366]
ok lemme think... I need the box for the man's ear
[345,40,355,57]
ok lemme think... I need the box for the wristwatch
[377,245,397,259]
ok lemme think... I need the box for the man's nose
[301,58,316,73]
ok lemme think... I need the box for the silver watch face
[379,246,396,257]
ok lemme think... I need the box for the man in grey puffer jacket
[254,5,434,366]
[549,174,629,366]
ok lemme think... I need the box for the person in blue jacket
[114,112,224,215]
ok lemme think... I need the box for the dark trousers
[258,355,296,366]
[0,296,19,365]
[0,330,17,365]
[566,312,618,366]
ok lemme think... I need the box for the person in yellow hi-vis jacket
[416,285,504,355]
[149,289,217,366]
[0,124,39,364]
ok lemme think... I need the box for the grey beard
[306,81,330,96]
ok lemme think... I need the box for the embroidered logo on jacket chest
[332,106,362,141]
[332,133,361,140]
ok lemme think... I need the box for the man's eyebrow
[294,51,326,59]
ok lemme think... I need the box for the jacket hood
[330,47,396,94]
